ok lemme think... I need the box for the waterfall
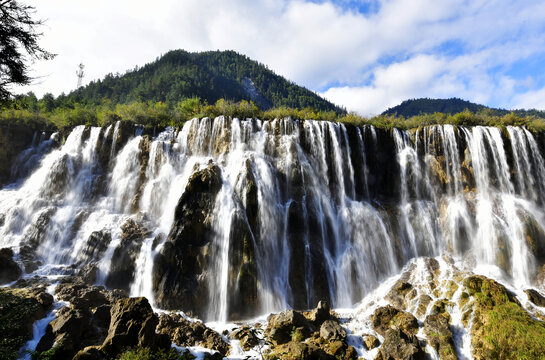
[1,118,545,321]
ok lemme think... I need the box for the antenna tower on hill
[76,63,85,89]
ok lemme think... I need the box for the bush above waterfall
[3,95,545,134]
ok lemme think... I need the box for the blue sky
[20,0,545,115]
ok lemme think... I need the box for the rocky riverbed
[2,254,545,360]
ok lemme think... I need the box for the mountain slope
[66,50,342,112]
[382,97,545,117]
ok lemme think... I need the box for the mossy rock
[371,305,419,336]
[0,287,53,360]
[464,275,545,359]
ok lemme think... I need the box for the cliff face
[1,118,545,323]
[0,124,40,184]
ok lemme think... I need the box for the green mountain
[63,50,343,112]
[382,98,545,118]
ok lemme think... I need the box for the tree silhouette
[0,0,55,100]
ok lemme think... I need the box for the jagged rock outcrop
[105,219,150,292]
[157,313,230,355]
[0,248,22,284]
[423,314,457,360]
[79,230,111,264]
[375,328,427,360]
[264,303,357,360]
[371,305,419,336]
[100,297,170,357]
[152,161,222,317]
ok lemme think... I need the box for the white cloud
[17,0,545,114]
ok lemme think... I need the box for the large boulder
[319,320,346,342]
[231,325,259,351]
[152,162,222,317]
[464,275,545,360]
[266,309,312,345]
[157,313,230,355]
[105,219,150,292]
[371,305,419,336]
[0,248,22,284]
[100,297,170,357]
[375,328,427,360]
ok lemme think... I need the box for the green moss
[0,289,45,360]
[117,348,195,360]
[477,301,545,360]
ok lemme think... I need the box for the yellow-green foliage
[117,348,195,360]
[2,97,545,133]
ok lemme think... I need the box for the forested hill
[382,98,545,118]
[64,50,342,112]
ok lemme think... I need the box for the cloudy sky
[18,0,545,115]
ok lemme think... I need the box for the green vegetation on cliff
[463,275,545,360]
[2,96,545,134]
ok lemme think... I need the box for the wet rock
[306,300,333,326]
[231,325,258,351]
[100,297,170,357]
[287,200,310,309]
[152,162,222,317]
[525,289,545,307]
[36,307,95,359]
[0,248,22,284]
[80,230,111,264]
[157,312,230,355]
[23,206,55,247]
[375,328,427,360]
[266,309,313,345]
[0,123,41,185]
[523,215,545,265]
[416,294,433,318]
[0,287,54,359]
[371,305,419,336]
[423,314,457,360]
[320,320,346,342]
[55,281,109,309]
[19,244,41,273]
[386,281,416,310]
[106,219,149,292]
[264,341,327,360]
[73,346,105,360]
[227,208,258,319]
[362,334,380,350]
[77,262,99,285]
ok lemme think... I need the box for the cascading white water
[1,118,545,321]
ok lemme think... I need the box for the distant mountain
[65,50,343,112]
[382,98,545,118]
